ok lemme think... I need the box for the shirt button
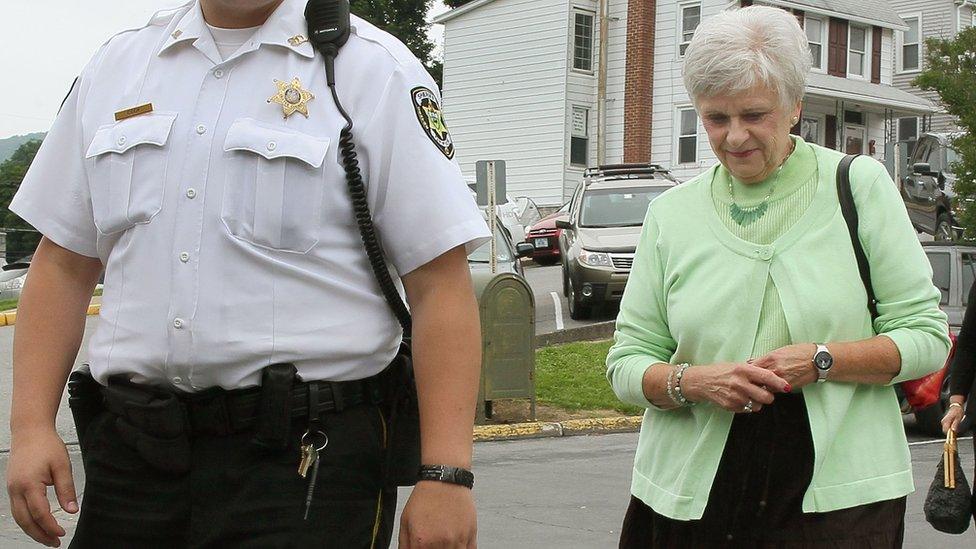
[172,377,183,385]
[179,252,190,263]
[267,141,277,151]
[117,136,126,146]
[173,318,184,329]
[196,124,207,135]
[213,69,224,79]
[186,188,197,199]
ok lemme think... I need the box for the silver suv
[556,164,678,319]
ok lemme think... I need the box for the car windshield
[467,229,514,263]
[580,187,662,228]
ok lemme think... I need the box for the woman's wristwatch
[418,464,475,489]
[813,344,833,383]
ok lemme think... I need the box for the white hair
[682,6,812,109]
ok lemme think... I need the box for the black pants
[70,403,397,548]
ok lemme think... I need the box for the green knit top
[711,136,818,356]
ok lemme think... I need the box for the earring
[791,117,798,124]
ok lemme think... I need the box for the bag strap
[836,154,879,321]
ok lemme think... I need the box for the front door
[844,124,866,155]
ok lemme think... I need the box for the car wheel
[562,265,569,297]
[535,257,559,267]
[568,279,591,320]
[935,214,955,242]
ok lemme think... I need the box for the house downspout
[597,0,610,165]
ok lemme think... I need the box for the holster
[101,378,191,475]
[67,364,104,453]
[384,343,422,487]
[250,363,297,451]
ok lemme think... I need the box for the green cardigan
[606,144,951,521]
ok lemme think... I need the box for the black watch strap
[418,464,474,489]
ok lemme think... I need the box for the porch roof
[805,73,937,114]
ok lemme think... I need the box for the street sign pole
[487,161,497,274]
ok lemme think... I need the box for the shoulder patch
[411,87,454,160]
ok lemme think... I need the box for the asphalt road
[0,431,972,548]
[522,261,618,335]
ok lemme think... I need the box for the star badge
[267,77,314,119]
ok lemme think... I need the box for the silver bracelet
[674,363,696,406]
[949,402,964,410]
[665,365,682,407]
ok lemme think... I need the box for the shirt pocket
[85,112,177,234]
[220,118,331,254]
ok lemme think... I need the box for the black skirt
[619,393,906,548]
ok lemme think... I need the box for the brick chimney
[623,0,656,163]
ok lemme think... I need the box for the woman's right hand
[941,401,965,434]
[680,363,791,414]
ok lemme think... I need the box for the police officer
[5,0,489,547]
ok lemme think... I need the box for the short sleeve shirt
[9,0,490,390]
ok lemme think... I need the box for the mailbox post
[471,272,536,423]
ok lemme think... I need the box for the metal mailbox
[471,272,536,422]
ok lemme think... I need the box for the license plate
[533,238,548,248]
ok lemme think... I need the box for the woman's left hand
[750,344,819,390]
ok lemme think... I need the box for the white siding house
[887,0,974,141]
[654,0,937,181]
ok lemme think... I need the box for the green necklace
[728,179,775,227]
[728,144,796,227]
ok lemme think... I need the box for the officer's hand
[399,480,477,548]
[6,427,78,547]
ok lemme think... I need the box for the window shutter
[828,18,848,77]
[741,0,753,6]
[871,26,882,83]
[794,9,805,28]
[825,115,837,150]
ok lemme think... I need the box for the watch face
[814,351,833,370]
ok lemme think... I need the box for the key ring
[301,429,329,452]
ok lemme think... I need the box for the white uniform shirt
[11,0,490,390]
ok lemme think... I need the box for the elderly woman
[607,6,950,548]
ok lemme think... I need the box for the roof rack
[584,163,668,179]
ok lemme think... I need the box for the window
[677,108,698,164]
[899,16,920,72]
[844,124,865,155]
[573,11,595,72]
[848,25,869,78]
[679,4,701,56]
[963,253,976,304]
[898,117,918,142]
[926,251,951,306]
[571,106,589,167]
[800,115,822,145]
[805,16,827,70]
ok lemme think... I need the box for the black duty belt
[99,368,390,438]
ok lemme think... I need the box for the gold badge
[267,77,314,119]
[288,34,308,46]
[114,103,154,122]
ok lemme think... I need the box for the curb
[535,321,615,348]
[473,415,642,442]
[0,304,100,327]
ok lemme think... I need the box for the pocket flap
[86,112,178,158]
[223,118,330,168]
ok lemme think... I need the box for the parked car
[0,256,31,301]
[905,242,976,435]
[900,132,963,241]
[524,202,569,266]
[557,164,679,319]
[469,213,534,276]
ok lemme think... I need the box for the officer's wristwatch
[418,464,475,489]
[813,344,833,383]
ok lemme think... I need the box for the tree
[351,0,442,85]
[443,0,475,7]
[914,27,976,238]
[0,139,42,263]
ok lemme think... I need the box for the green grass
[535,340,643,415]
[0,298,17,312]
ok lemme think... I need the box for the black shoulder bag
[837,154,974,534]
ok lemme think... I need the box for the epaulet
[348,14,419,66]
[147,2,191,27]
